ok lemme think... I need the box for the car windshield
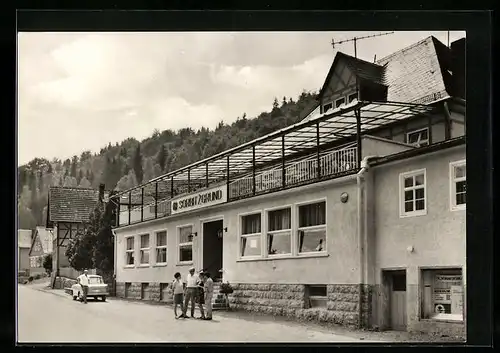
[89,277,103,284]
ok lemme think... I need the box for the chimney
[99,183,105,203]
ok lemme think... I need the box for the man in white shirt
[181,267,200,318]
[77,269,90,304]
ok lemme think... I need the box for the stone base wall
[116,282,173,304]
[53,276,78,289]
[228,283,371,328]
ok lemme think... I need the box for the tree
[63,176,78,187]
[47,163,53,174]
[79,177,92,188]
[93,191,117,275]
[143,158,155,183]
[133,144,143,184]
[282,96,287,106]
[77,169,84,185]
[70,156,78,177]
[273,97,279,109]
[43,254,53,275]
[157,144,167,172]
[153,163,162,178]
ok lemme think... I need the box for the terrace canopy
[111,100,434,209]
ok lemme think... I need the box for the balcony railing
[116,145,358,227]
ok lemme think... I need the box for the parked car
[71,275,109,302]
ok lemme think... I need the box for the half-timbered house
[47,184,107,285]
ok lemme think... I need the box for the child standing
[172,272,184,319]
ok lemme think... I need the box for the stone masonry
[115,281,227,308]
[228,283,371,328]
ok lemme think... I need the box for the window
[155,231,167,264]
[450,160,466,210]
[125,237,135,266]
[240,213,262,257]
[141,283,150,300]
[306,285,328,308]
[88,277,103,284]
[323,102,333,113]
[139,234,150,265]
[407,127,430,147]
[178,226,193,263]
[298,201,326,254]
[347,92,358,103]
[400,169,426,217]
[421,268,464,322]
[335,97,346,108]
[267,208,291,256]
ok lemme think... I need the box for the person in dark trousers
[201,271,214,320]
[77,269,90,304]
[181,267,200,318]
[195,271,206,320]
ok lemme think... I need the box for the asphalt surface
[17,283,388,343]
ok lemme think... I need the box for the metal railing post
[316,121,321,179]
[281,135,286,188]
[155,182,158,219]
[252,146,256,195]
[226,156,230,201]
[140,187,144,222]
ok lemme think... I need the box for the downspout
[112,228,118,296]
[356,155,378,328]
[443,101,452,140]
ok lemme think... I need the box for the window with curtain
[267,208,291,256]
[240,213,261,257]
[298,201,326,254]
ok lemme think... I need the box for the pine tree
[70,156,78,177]
[273,97,279,109]
[133,144,143,184]
[93,191,117,275]
[157,144,167,172]
[282,96,287,106]
[47,163,53,174]
[77,169,84,185]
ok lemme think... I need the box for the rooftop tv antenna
[331,31,394,59]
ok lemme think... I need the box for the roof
[113,100,434,199]
[18,229,32,248]
[30,227,54,254]
[371,136,465,167]
[318,36,453,107]
[375,36,449,104]
[48,187,109,223]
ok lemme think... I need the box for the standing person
[77,269,90,304]
[172,272,184,319]
[201,271,214,320]
[181,267,200,318]
[196,271,206,320]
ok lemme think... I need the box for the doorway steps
[212,282,229,311]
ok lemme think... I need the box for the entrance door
[389,270,407,331]
[202,220,223,281]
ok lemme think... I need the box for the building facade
[29,226,54,275]
[18,229,32,273]
[111,35,466,336]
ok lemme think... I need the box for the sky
[17,31,466,166]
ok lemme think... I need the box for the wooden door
[390,272,407,331]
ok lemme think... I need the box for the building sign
[171,185,227,215]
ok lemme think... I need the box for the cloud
[17,31,466,166]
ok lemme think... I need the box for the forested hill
[17,91,318,229]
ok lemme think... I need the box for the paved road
[17,283,386,343]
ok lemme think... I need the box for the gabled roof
[48,187,109,223]
[318,52,386,99]
[375,36,449,104]
[29,227,54,255]
[318,36,454,106]
[18,229,32,248]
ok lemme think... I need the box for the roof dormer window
[335,97,346,108]
[323,102,333,113]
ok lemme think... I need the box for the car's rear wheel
[72,294,77,300]
[101,296,106,302]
